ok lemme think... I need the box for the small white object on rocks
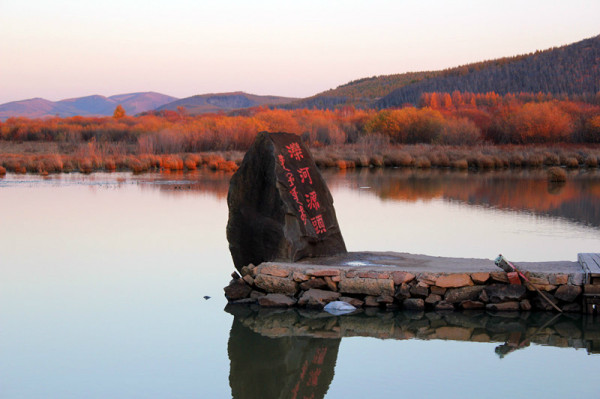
[323,300,357,315]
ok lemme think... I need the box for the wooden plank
[585,284,600,295]
[579,253,600,281]
[594,254,600,277]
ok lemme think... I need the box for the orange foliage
[113,105,126,119]
[0,93,598,157]
[374,171,600,220]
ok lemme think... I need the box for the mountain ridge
[154,91,298,115]
[0,92,178,120]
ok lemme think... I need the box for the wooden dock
[579,253,600,314]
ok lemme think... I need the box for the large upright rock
[227,132,347,271]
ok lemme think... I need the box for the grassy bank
[1,140,599,175]
[311,144,600,170]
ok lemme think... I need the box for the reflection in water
[227,305,600,398]
[227,305,600,371]
[135,170,232,199]
[0,170,233,198]
[146,168,600,229]
[228,307,340,399]
[2,171,600,398]
[5,169,598,228]
[325,169,600,228]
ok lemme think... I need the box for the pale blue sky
[1,0,599,103]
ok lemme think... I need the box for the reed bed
[311,144,600,171]
[0,152,243,174]
[1,143,598,175]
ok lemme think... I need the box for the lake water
[1,169,599,398]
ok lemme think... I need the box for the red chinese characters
[310,215,326,234]
[297,167,312,184]
[289,185,299,202]
[286,172,296,187]
[279,141,327,235]
[278,154,290,171]
[286,142,304,161]
[298,205,308,225]
[305,191,320,210]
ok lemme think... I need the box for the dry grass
[547,166,567,182]
[564,157,580,168]
[0,152,241,175]
[311,144,600,172]
[586,155,599,168]
[0,142,599,175]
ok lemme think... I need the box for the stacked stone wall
[224,262,585,313]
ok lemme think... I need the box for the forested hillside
[288,35,600,110]
[378,35,600,108]
[288,71,437,109]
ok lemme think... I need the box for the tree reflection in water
[324,169,600,228]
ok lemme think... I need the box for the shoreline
[1,142,599,175]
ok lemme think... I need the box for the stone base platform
[224,252,587,313]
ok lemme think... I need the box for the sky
[1,0,599,104]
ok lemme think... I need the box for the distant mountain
[0,98,72,119]
[286,34,600,110]
[155,91,297,115]
[56,95,118,116]
[108,92,178,115]
[0,92,177,120]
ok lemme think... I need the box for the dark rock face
[258,294,297,307]
[532,293,560,311]
[297,289,341,308]
[300,278,328,291]
[484,284,527,303]
[486,301,521,312]
[409,284,429,298]
[434,301,455,311]
[444,286,484,304]
[554,285,582,302]
[224,279,252,301]
[227,132,347,271]
[394,283,411,300]
[403,298,425,311]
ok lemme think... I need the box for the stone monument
[226,132,347,271]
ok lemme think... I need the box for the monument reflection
[228,307,340,399]
[227,305,600,398]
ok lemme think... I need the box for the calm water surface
[1,169,599,398]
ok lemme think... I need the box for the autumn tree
[365,107,444,143]
[441,93,452,109]
[438,117,481,145]
[176,106,188,120]
[113,104,126,119]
